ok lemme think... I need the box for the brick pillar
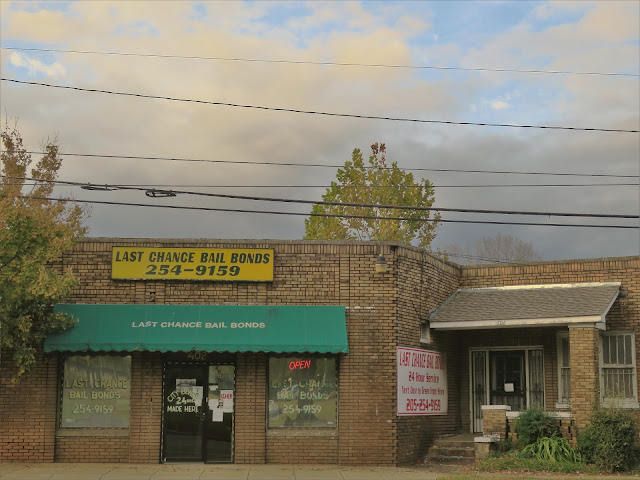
[234,352,266,464]
[481,405,510,440]
[569,327,599,432]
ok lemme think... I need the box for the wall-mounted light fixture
[375,254,388,274]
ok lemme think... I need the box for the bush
[514,407,558,448]
[519,434,582,462]
[578,406,639,472]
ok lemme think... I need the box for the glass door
[205,365,234,463]
[163,362,235,463]
[163,364,207,462]
[490,351,526,411]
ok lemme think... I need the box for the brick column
[569,327,600,432]
[481,405,510,440]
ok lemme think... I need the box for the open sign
[288,360,311,370]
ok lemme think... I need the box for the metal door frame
[161,359,236,463]
[469,345,545,433]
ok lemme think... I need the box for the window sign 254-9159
[60,355,131,428]
[268,357,337,428]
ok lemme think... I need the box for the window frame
[58,353,132,431]
[266,354,338,429]
[599,331,639,409]
[556,332,571,408]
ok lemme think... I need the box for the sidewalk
[1,463,637,480]
[0,463,462,480]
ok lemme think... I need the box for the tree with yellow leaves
[1,120,88,380]
[304,143,440,248]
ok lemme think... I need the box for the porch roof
[429,282,620,330]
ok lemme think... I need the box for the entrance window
[601,332,638,407]
[60,355,131,429]
[470,347,544,433]
[268,356,337,428]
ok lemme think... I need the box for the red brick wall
[55,436,130,463]
[51,352,162,463]
[41,240,404,465]
[459,256,640,430]
[266,435,338,464]
[395,248,462,464]
[336,247,397,465]
[4,240,634,466]
[235,352,267,464]
[0,353,57,462]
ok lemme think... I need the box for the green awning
[45,304,348,354]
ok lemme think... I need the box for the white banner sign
[397,347,448,416]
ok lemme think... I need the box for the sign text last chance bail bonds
[112,247,274,281]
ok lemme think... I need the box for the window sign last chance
[112,247,274,281]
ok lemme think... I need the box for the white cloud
[491,100,510,110]
[9,52,66,76]
[0,1,637,261]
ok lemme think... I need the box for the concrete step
[427,446,475,458]
[424,435,477,466]
[423,455,476,466]
[432,439,476,448]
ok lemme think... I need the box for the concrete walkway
[0,463,463,480]
[1,463,637,480]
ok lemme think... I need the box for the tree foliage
[304,143,440,248]
[441,232,542,265]
[1,120,88,380]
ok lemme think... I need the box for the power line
[4,194,637,229]
[3,46,638,78]
[19,151,640,179]
[12,182,636,189]
[5,175,639,219]
[438,252,516,265]
[3,78,638,133]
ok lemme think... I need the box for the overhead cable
[12,182,636,189]
[4,194,637,229]
[18,151,640,178]
[3,78,638,133]
[2,46,638,78]
[5,175,639,219]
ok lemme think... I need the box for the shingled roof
[429,282,620,330]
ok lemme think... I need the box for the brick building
[0,239,637,464]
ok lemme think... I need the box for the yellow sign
[112,247,274,281]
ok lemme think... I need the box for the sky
[1,0,639,263]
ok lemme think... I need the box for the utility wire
[3,78,638,133]
[18,151,640,179]
[5,175,639,219]
[3,46,638,78]
[4,194,637,229]
[438,253,516,265]
[10,181,636,189]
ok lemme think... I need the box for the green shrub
[514,407,558,448]
[519,434,582,463]
[497,436,514,453]
[578,405,639,472]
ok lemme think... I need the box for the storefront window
[60,355,131,428]
[268,357,337,428]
